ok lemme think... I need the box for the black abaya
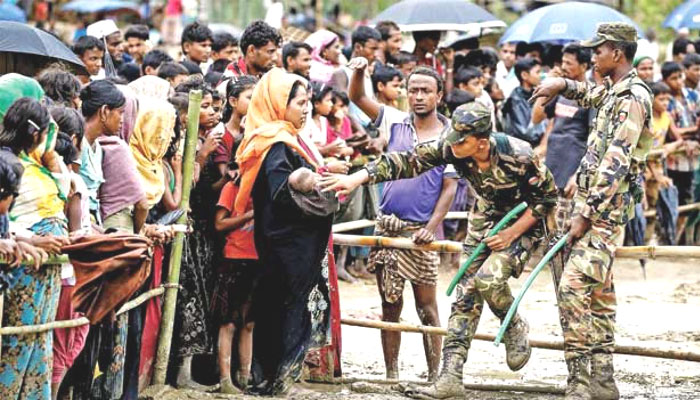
[250,142,333,395]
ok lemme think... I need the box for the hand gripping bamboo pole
[0,286,165,335]
[153,90,202,385]
[332,212,470,233]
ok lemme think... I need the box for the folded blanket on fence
[62,234,153,323]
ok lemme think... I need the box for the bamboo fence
[341,318,700,362]
[153,90,202,385]
[332,234,700,259]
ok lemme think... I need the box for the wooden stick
[616,246,700,259]
[332,220,375,233]
[0,286,165,335]
[332,234,700,258]
[333,234,463,252]
[153,90,201,385]
[644,202,700,218]
[332,212,470,233]
[308,376,566,395]
[341,318,700,362]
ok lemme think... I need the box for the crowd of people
[0,7,696,400]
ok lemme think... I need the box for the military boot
[565,357,592,400]
[503,314,531,371]
[590,353,619,400]
[405,352,466,399]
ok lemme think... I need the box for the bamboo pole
[332,234,700,259]
[309,376,565,395]
[315,0,323,31]
[616,246,700,258]
[340,318,700,362]
[332,212,470,233]
[644,202,700,218]
[334,234,463,252]
[0,286,165,335]
[153,90,202,385]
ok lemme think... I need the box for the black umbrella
[371,0,505,32]
[0,21,85,71]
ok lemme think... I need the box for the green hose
[493,233,570,346]
[446,202,528,296]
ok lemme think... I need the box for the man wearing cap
[531,22,652,400]
[86,20,126,72]
[321,100,557,399]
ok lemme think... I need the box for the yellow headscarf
[129,99,176,207]
[235,68,318,214]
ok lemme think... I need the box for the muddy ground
[145,257,700,399]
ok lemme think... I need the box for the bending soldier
[321,101,557,399]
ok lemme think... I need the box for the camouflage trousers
[443,222,538,360]
[558,220,622,361]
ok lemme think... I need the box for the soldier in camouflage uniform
[320,101,558,399]
[531,23,653,400]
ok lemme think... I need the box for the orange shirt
[217,181,257,260]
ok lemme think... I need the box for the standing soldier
[320,101,558,399]
[531,23,653,400]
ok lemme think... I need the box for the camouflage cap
[444,101,492,145]
[580,22,638,48]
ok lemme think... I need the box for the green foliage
[624,0,685,43]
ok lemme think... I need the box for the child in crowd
[646,82,673,241]
[158,62,190,88]
[395,51,418,78]
[310,82,353,158]
[124,24,150,65]
[455,66,484,98]
[213,164,257,394]
[72,36,105,84]
[212,32,241,63]
[181,22,214,66]
[663,61,700,244]
[372,65,403,107]
[327,90,370,162]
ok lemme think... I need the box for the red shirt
[225,58,248,78]
[212,127,237,165]
[217,182,257,260]
[416,53,444,76]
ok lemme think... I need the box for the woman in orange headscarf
[236,68,336,396]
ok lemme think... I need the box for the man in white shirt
[496,42,519,99]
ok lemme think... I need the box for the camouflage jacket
[365,133,557,222]
[562,69,653,226]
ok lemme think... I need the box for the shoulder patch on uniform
[618,111,628,123]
